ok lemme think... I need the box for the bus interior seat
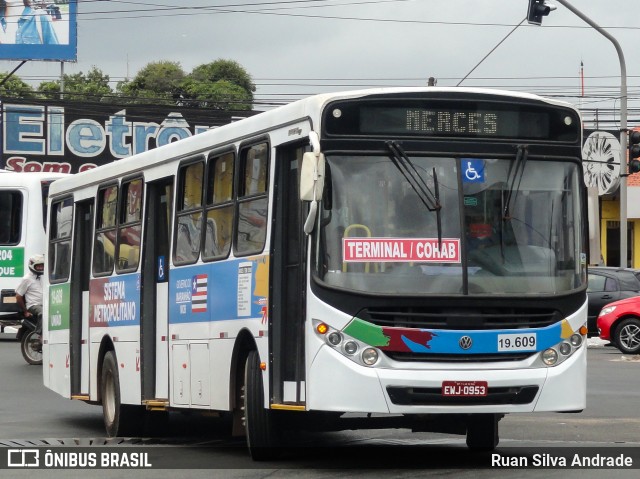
[342,223,378,273]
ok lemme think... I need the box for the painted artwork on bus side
[89,274,141,327]
[169,255,269,324]
[48,283,70,331]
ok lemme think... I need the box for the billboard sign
[1,99,257,173]
[582,129,621,196]
[0,1,78,61]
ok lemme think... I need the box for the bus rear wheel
[101,351,144,437]
[466,414,500,451]
[243,350,281,460]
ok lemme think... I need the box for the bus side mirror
[300,152,325,201]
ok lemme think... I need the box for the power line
[7,0,640,30]
[457,17,527,87]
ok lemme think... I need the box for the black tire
[614,318,640,354]
[101,351,145,437]
[466,414,500,451]
[20,330,42,365]
[243,350,281,460]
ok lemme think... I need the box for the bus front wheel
[466,414,500,451]
[243,350,281,460]
[101,351,144,437]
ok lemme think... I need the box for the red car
[597,296,640,354]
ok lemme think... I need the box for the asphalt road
[0,333,639,478]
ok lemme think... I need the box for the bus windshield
[314,154,585,295]
[0,191,22,245]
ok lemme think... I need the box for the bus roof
[0,171,69,188]
[47,87,579,197]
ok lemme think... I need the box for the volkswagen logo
[459,336,473,350]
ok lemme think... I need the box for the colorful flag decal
[191,274,208,313]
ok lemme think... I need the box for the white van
[0,171,68,332]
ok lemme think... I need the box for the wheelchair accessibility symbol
[462,158,485,183]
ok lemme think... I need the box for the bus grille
[360,306,561,330]
[387,385,539,406]
[382,352,536,362]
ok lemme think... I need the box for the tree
[189,59,256,97]
[1,58,256,110]
[117,60,186,105]
[180,78,253,110]
[0,73,37,99]
[179,59,255,110]
[37,66,113,102]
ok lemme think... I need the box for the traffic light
[527,0,555,26]
[629,130,640,174]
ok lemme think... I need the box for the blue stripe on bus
[398,321,567,355]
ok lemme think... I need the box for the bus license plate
[442,381,488,397]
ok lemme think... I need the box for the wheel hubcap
[620,324,640,350]
[27,333,42,362]
[104,373,115,424]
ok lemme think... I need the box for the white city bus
[0,171,67,333]
[43,88,588,459]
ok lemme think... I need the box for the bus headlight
[542,348,558,365]
[344,341,358,355]
[362,348,379,365]
[535,324,586,368]
[327,332,342,346]
[558,342,572,356]
[312,319,382,368]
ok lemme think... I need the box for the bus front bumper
[307,343,586,414]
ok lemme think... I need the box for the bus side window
[203,151,235,261]
[236,142,269,256]
[0,191,22,245]
[48,197,73,281]
[116,178,144,272]
[174,160,204,264]
[93,185,118,275]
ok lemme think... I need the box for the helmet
[28,254,45,275]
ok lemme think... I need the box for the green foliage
[2,58,255,110]
[117,61,186,105]
[190,59,256,95]
[37,66,113,102]
[0,74,37,99]
[180,79,252,110]
[183,59,255,110]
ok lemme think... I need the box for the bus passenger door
[70,199,93,397]
[141,177,173,401]
[271,144,307,406]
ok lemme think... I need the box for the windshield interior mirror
[300,152,325,201]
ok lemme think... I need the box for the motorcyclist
[15,254,44,333]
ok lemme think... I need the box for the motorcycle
[16,314,42,366]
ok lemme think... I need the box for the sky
[2,0,640,124]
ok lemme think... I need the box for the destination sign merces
[324,98,580,142]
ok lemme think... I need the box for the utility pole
[553,0,629,268]
[60,62,65,101]
[527,0,629,267]
[0,61,28,171]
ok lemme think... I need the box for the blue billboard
[0,1,77,61]
[0,99,258,173]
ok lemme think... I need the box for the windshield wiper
[503,145,528,221]
[499,145,529,259]
[386,140,442,244]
